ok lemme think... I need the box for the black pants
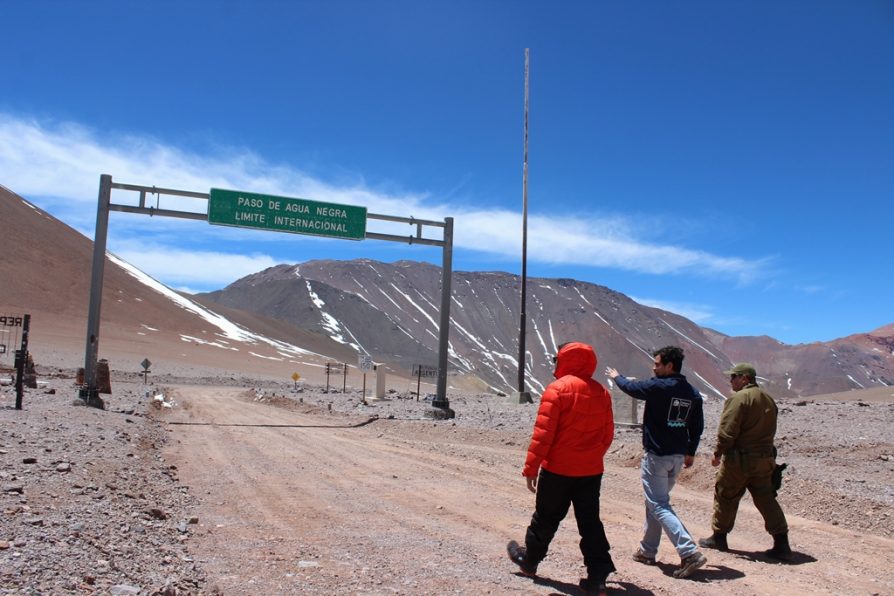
[525,469,616,579]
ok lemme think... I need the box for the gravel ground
[2,368,892,594]
[1,372,204,595]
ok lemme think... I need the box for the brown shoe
[673,551,707,578]
[632,548,656,565]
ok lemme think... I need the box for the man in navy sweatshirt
[606,346,707,579]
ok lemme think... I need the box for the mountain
[3,182,892,398]
[710,326,894,396]
[199,261,894,398]
[200,261,726,396]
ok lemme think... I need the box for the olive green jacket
[714,383,778,458]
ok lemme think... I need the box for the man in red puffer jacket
[507,341,616,595]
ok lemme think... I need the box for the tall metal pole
[432,217,454,415]
[82,174,112,408]
[517,48,530,394]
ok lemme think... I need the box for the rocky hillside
[199,260,894,398]
[712,326,894,395]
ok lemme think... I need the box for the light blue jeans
[640,452,697,559]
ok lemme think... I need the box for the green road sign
[208,188,367,240]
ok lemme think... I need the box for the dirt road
[161,386,893,595]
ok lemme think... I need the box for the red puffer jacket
[522,342,614,478]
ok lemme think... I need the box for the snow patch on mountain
[692,370,727,400]
[847,374,866,389]
[110,254,313,356]
[180,335,239,350]
[659,318,721,360]
[305,280,361,352]
[390,283,439,330]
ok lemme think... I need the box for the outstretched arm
[604,368,655,400]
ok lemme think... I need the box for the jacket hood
[553,342,597,379]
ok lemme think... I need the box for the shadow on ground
[517,573,658,595]
[654,560,745,582]
[728,548,817,566]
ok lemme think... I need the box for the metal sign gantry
[81,174,454,414]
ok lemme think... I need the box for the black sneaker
[579,576,608,595]
[506,540,537,577]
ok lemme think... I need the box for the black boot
[506,540,538,576]
[698,532,729,552]
[766,532,792,560]
[579,576,608,596]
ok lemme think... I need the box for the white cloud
[112,245,279,289]
[451,209,766,283]
[0,113,430,214]
[1,113,768,287]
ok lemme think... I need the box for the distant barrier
[611,391,641,427]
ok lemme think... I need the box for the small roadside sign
[412,364,438,378]
[412,364,438,402]
[140,358,152,384]
[325,362,348,393]
[358,355,374,405]
[291,372,300,381]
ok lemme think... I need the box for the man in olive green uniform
[699,363,791,560]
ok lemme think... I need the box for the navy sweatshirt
[615,374,704,456]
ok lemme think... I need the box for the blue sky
[1,1,891,345]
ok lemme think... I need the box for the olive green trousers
[711,453,788,536]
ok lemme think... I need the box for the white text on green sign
[208,188,367,240]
